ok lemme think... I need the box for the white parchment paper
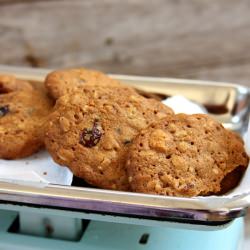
[0,150,73,186]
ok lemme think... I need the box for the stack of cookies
[0,75,52,159]
[0,68,248,197]
[43,68,249,197]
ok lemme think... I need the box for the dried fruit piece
[0,105,9,117]
[79,120,102,147]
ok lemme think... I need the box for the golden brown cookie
[218,130,249,194]
[0,90,52,159]
[44,68,122,99]
[44,86,174,190]
[0,75,33,93]
[126,114,248,197]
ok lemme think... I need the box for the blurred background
[0,0,249,86]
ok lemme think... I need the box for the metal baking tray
[0,65,249,224]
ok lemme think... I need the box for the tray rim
[0,181,247,223]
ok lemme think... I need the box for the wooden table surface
[0,0,250,87]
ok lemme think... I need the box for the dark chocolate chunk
[79,120,102,147]
[0,105,9,117]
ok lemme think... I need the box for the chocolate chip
[0,105,9,117]
[80,120,102,147]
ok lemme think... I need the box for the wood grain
[0,0,250,86]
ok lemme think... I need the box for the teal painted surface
[0,209,243,250]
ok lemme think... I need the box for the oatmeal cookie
[0,90,52,159]
[44,86,174,190]
[44,68,122,99]
[126,114,248,197]
[0,74,33,93]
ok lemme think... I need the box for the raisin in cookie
[126,114,249,197]
[0,90,52,159]
[0,75,33,93]
[44,86,174,190]
[44,68,122,99]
